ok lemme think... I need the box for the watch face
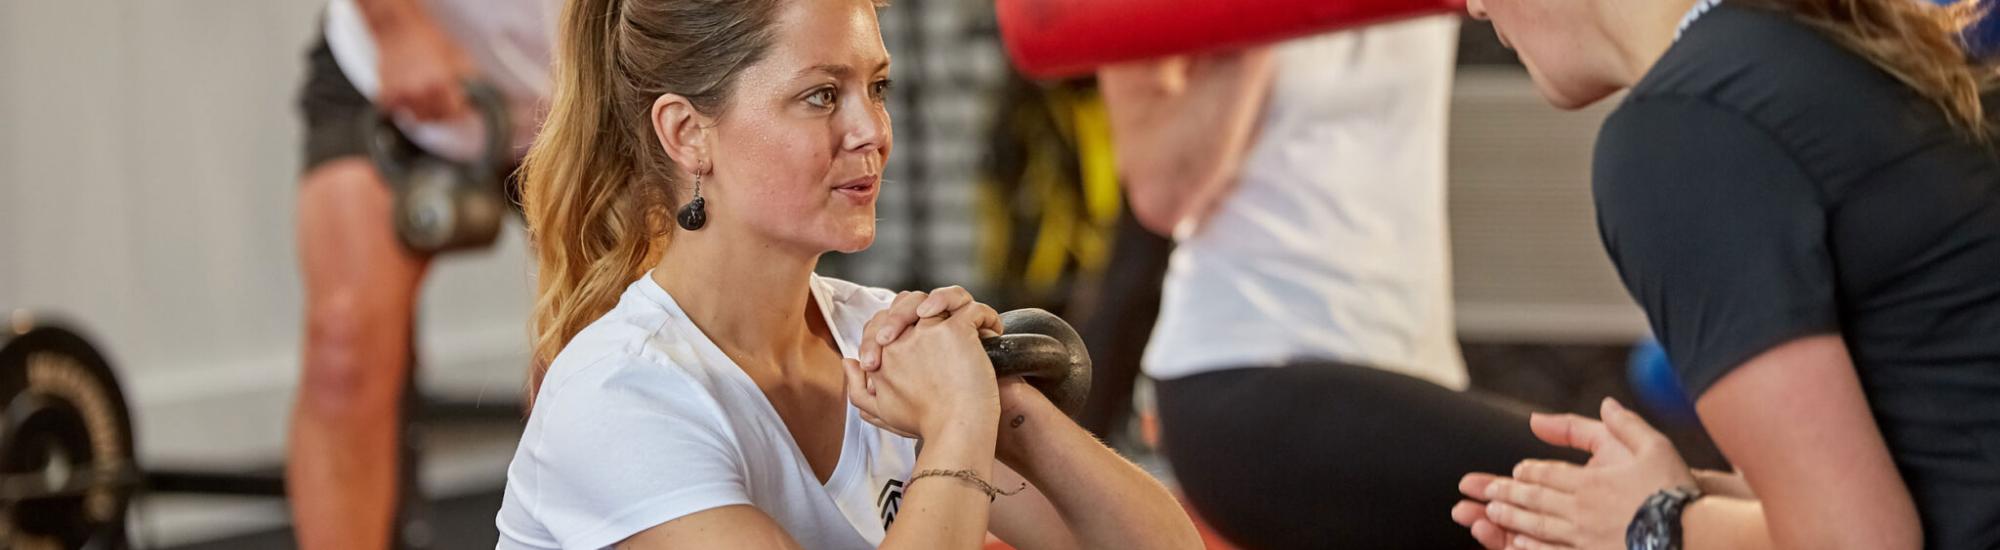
[1637,528,1670,550]
[1626,491,1677,550]
[1626,512,1652,550]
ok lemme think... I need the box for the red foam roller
[998,0,1467,79]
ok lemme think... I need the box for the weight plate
[0,322,137,549]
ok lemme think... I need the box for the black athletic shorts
[297,33,374,175]
[294,33,523,209]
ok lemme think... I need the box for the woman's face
[1467,0,1624,109]
[705,0,892,254]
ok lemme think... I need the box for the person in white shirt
[497,0,1203,548]
[290,0,554,548]
[1097,22,1580,548]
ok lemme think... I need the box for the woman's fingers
[962,302,1003,339]
[860,291,928,370]
[1484,500,1577,545]
[1460,472,1503,500]
[1529,412,1614,455]
[1469,519,1511,550]
[1452,499,1484,527]
[846,358,920,437]
[863,287,1006,372]
[843,359,889,432]
[1484,478,1575,517]
[1512,459,1586,493]
[873,291,928,344]
[1599,397,1669,452]
[917,286,972,318]
[843,359,874,399]
[920,286,1005,338]
[1454,499,1512,549]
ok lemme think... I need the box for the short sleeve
[1593,96,1840,397]
[527,357,752,549]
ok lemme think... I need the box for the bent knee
[298,291,412,418]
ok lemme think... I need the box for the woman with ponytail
[494,0,1201,548]
[1450,0,2000,547]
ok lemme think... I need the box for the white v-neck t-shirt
[496,274,918,549]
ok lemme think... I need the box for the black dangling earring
[676,173,707,231]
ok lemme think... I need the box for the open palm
[1454,398,1696,550]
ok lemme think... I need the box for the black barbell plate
[0,321,137,549]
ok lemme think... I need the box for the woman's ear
[652,93,711,174]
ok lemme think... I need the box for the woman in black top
[1449,0,2000,548]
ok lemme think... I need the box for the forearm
[995,398,1200,549]
[882,416,999,550]
[1101,58,1271,234]
[1681,496,1771,550]
[1139,75,1265,233]
[351,0,437,37]
[1685,491,1921,550]
[1693,469,1754,499]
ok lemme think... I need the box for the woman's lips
[834,175,879,203]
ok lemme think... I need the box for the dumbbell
[997,0,1465,79]
[366,80,513,255]
[983,309,1093,418]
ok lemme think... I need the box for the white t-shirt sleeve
[525,355,752,549]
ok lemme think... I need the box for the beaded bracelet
[909,469,1026,502]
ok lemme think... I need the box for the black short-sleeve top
[1593,4,2000,546]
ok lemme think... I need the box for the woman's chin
[831,239,874,254]
[827,224,876,254]
[1526,66,1617,110]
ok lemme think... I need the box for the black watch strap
[1626,486,1703,550]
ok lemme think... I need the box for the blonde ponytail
[1745,0,1997,136]
[521,0,783,406]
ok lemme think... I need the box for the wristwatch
[1626,486,1703,550]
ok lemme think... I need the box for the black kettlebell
[366,81,512,254]
[982,309,1092,418]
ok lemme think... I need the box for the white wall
[1,1,535,467]
[1448,68,1647,342]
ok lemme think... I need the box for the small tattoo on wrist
[1010,415,1025,428]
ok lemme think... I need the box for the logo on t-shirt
[877,479,904,529]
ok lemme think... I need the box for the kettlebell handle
[463,80,512,183]
[980,309,1093,418]
[365,80,513,185]
[983,333,1071,382]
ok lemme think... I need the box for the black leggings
[1156,362,1586,550]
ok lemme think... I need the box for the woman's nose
[841,100,889,153]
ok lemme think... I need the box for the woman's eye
[807,88,838,109]
[871,79,894,101]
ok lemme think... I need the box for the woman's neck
[1605,0,1703,86]
[653,226,825,367]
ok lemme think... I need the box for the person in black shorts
[1453,0,2000,548]
[291,1,549,547]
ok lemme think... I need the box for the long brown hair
[1742,0,1998,135]
[520,0,782,404]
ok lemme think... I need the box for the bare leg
[289,158,429,550]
